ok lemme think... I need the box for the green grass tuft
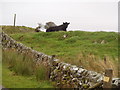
[2,49,34,76]
[2,64,54,88]
[35,64,49,81]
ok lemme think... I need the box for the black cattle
[46,22,70,32]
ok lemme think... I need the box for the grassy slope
[2,26,119,77]
[2,64,54,88]
[10,31,118,59]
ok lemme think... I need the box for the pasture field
[2,26,119,77]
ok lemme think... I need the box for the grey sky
[0,0,119,32]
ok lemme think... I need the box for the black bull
[46,22,70,32]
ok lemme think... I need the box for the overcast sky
[0,0,119,32]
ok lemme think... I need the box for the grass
[2,49,55,88]
[1,25,35,34]
[2,49,35,76]
[2,64,54,88]
[9,31,118,57]
[35,65,49,81]
[2,26,119,77]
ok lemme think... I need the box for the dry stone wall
[1,32,105,89]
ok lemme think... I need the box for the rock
[72,78,78,82]
[78,68,85,74]
[63,34,67,38]
[72,66,79,71]
[101,40,105,44]
[52,59,60,66]
[112,78,120,88]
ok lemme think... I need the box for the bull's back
[46,25,66,32]
[46,26,58,32]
